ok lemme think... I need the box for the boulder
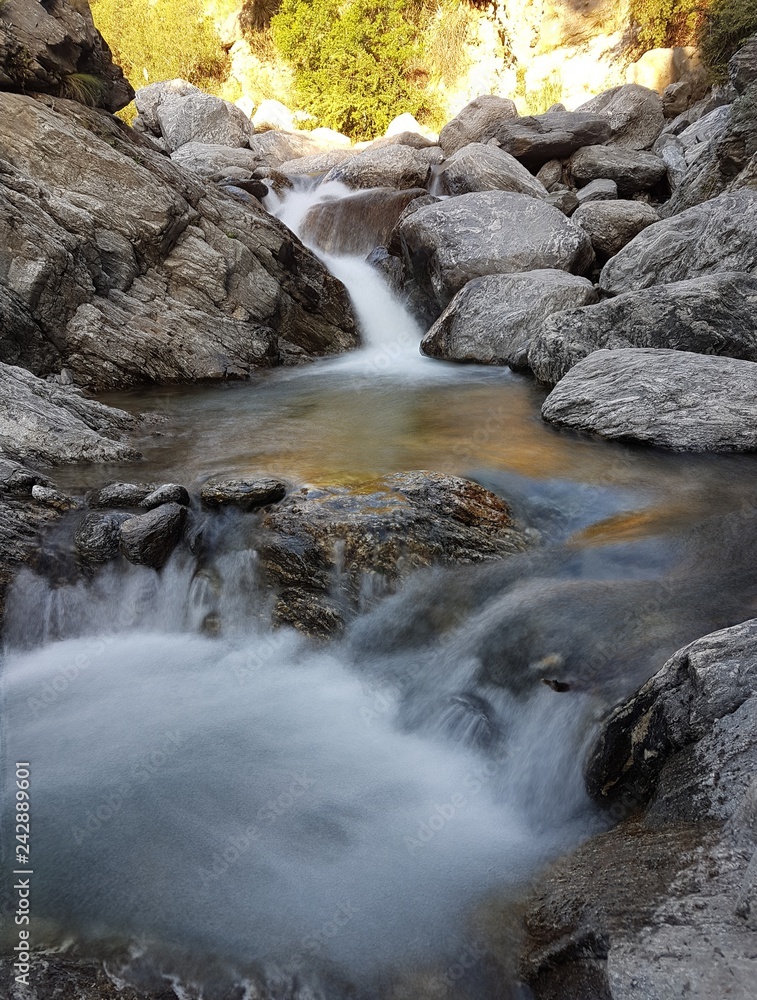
[252,99,294,132]
[569,145,667,195]
[279,149,355,177]
[87,482,157,509]
[541,348,757,451]
[31,485,81,512]
[140,484,191,509]
[369,131,438,151]
[575,178,618,205]
[200,477,287,510]
[599,190,757,295]
[662,80,691,118]
[438,95,519,156]
[301,188,427,257]
[169,142,261,178]
[571,199,659,257]
[134,79,200,135]
[75,510,130,565]
[421,270,598,368]
[155,91,252,152]
[577,84,665,150]
[0,0,133,112]
[437,143,548,199]
[247,129,323,167]
[0,93,358,389]
[259,472,530,633]
[529,272,757,383]
[0,362,139,465]
[119,503,187,570]
[545,189,579,215]
[398,191,594,320]
[492,111,613,169]
[535,159,564,190]
[322,144,431,190]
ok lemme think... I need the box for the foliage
[270,0,443,139]
[421,0,477,88]
[629,0,704,50]
[700,0,757,79]
[90,0,228,91]
[240,0,283,34]
[59,72,108,106]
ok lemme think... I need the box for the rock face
[530,272,757,383]
[599,190,757,295]
[398,191,594,320]
[492,111,613,169]
[438,143,548,198]
[578,84,666,150]
[322,144,432,190]
[301,188,426,256]
[541,348,757,452]
[259,472,530,634]
[0,362,139,465]
[421,270,598,368]
[438,95,519,155]
[569,145,667,194]
[571,199,659,256]
[0,93,358,389]
[0,0,133,112]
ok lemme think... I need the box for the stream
[3,180,757,999]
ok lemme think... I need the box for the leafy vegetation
[59,72,108,106]
[90,0,228,91]
[700,0,757,79]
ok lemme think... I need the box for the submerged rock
[398,191,594,320]
[421,270,597,368]
[200,477,288,510]
[119,503,187,570]
[259,472,530,634]
[541,348,757,451]
[529,272,757,383]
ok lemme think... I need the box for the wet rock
[437,143,548,199]
[75,511,130,565]
[140,484,191,510]
[575,178,618,204]
[492,112,613,169]
[398,191,594,321]
[421,270,597,368]
[541,348,757,451]
[578,84,666,150]
[0,0,133,112]
[301,188,426,256]
[529,272,757,383]
[279,149,355,177]
[200,477,288,510]
[571,199,659,257]
[0,93,358,389]
[599,190,757,295]
[438,95,519,156]
[0,362,139,465]
[259,472,530,634]
[157,91,252,152]
[119,503,187,570]
[322,144,431,191]
[569,145,667,195]
[31,485,81,511]
[87,482,157,509]
[273,588,346,638]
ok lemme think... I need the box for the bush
[90,0,228,91]
[271,0,441,139]
[629,0,704,50]
[700,0,757,79]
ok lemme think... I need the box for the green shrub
[271,0,441,139]
[630,0,704,50]
[700,0,757,79]
[90,0,228,91]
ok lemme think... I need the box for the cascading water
[3,179,757,999]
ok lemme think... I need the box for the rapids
[2,178,757,998]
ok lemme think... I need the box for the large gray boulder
[279,149,356,177]
[577,84,665,150]
[438,95,519,156]
[530,272,757,383]
[0,362,139,465]
[0,93,358,390]
[168,142,261,178]
[134,79,200,135]
[437,142,548,198]
[569,145,667,194]
[600,190,757,295]
[157,91,252,152]
[0,0,133,111]
[322,144,431,190]
[247,129,324,168]
[421,270,597,368]
[571,199,659,257]
[492,111,613,169]
[541,348,757,451]
[398,191,594,320]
